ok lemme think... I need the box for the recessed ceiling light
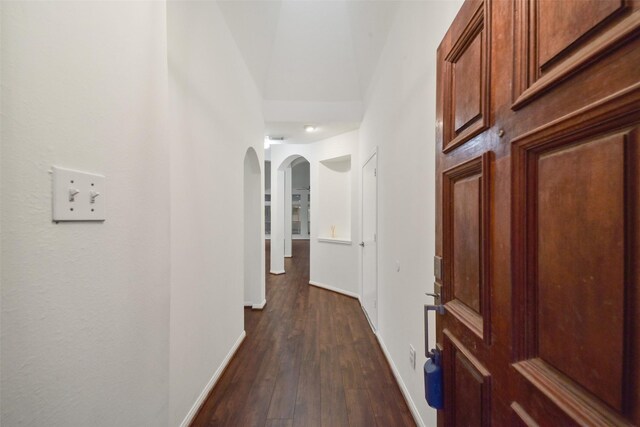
[304,125,317,133]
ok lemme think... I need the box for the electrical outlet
[409,345,416,370]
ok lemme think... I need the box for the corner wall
[358,1,463,426]
[270,130,360,297]
[1,2,170,425]
[311,131,360,297]
[167,2,265,425]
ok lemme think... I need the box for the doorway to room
[288,157,311,257]
[361,151,378,330]
[268,154,312,272]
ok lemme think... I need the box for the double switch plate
[52,166,106,221]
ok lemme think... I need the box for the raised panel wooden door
[436,0,640,425]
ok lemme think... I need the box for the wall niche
[317,155,351,243]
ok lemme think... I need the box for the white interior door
[361,152,377,330]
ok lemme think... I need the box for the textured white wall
[359,1,463,426]
[167,1,264,425]
[1,2,170,425]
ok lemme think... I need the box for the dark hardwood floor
[192,240,416,427]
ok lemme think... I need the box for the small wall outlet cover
[52,166,106,222]
[409,344,416,370]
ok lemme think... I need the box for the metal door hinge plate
[434,256,443,281]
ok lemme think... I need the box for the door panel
[436,0,640,425]
[452,174,480,311]
[512,98,640,425]
[537,134,625,411]
[442,153,492,342]
[454,35,483,133]
[442,0,490,152]
[512,0,640,108]
[510,402,539,427]
[537,0,623,67]
[443,330,491,427]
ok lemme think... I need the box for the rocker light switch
[52,166,106,222]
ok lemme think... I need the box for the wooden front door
[435,0,640,425]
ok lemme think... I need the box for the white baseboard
[308,280,360,300]
[270,270,285,275]
[376,332,426,427]
[252,299,266,310]
[179,330,246,427]
[244,302,253,307]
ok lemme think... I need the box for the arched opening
[270,154,311,274]
[280,155,310,260]
[287,157,310,256]
[243,147,264,308]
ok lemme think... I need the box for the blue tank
[424,351,443,410]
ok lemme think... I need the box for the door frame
[361,148,378,331]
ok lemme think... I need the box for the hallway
[192,240,415,427]
[0,2,466,425]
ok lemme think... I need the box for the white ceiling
[266,121,360,143]
[217,0,399,144]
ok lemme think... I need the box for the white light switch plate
[52,166,106,221]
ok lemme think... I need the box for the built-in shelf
[317,237,352,245]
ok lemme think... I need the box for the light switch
[52,166,105,221]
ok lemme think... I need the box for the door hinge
[374,168,377,177]
[434,256,443,281]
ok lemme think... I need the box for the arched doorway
[287,157,310,256]
[270,154,311,274]
[243,147,265,308]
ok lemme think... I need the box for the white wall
[358,1,462,426]
[244,148,263,307]
[312,132,360,297]
[1,5,4,422]
[1,2,170,425]
[167,2,264,425]
[284,166,292,255]
[270,130,360,297]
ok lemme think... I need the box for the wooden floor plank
[292,356,322,427]
[191,240,415,427]
[265,419,294,427]
[345,388,378,427]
